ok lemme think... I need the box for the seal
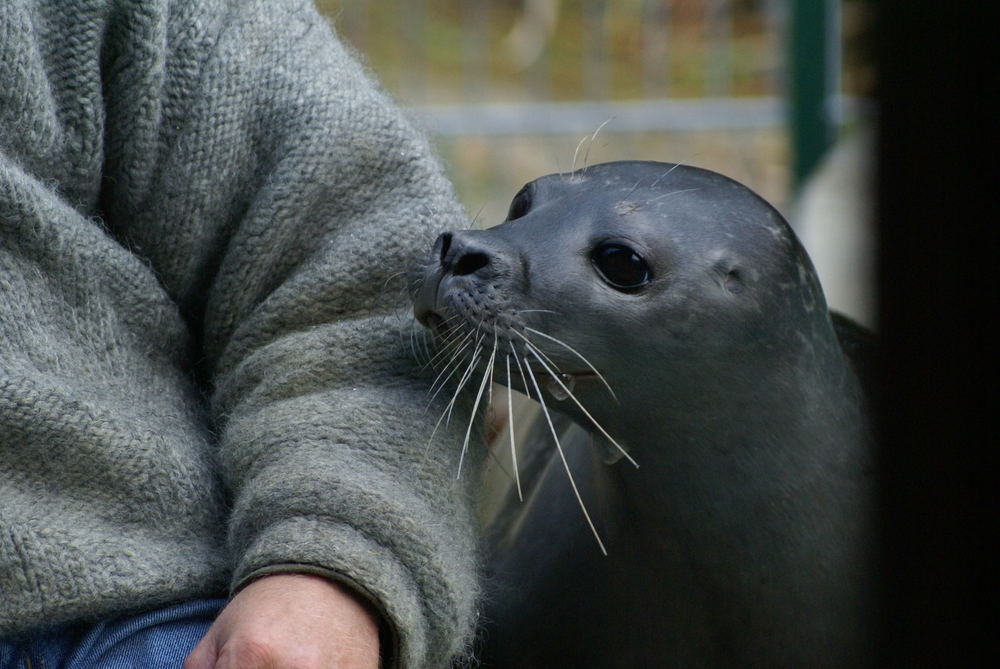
[410,161,875,667]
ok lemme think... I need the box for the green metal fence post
[790,0,840,191]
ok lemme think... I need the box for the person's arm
[98,1,480,666]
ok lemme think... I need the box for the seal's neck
[566,332,871,551]
[565,341,874,665]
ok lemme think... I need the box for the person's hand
[184,573,381,669]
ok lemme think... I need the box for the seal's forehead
[531,161,781,226]
[528,160,803,265]
[535,161,755,201]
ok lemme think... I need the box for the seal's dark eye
[591,243,651,291]
[506,185,532,221]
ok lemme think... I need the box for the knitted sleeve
[98,1,480,666]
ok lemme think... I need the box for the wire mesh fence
[316,0,870,225]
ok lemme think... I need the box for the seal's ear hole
[725,269,744,294]
[506,184,533,221]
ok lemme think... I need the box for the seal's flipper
[830,310,879,399]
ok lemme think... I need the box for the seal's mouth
[415,307,603,392]
[414,303,606,400]
[420,310,456,339]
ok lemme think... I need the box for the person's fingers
[182,574,380,669]
[212,639,277,669]
[182,632,219,669]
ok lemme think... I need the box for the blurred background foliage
[315,0,873,226]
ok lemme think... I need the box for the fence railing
[317,0,867,221]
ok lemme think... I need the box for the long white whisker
[648,162,683,190]
[571,134,589,173]
[583,117,614,172]
[419,330,435,363]
[427,341,478,408]
[445,335,484,425]
[525,344,638,469]
[457,339,497,478]
[511,346,531,400]
[523,359,608,555]
[425,350,474,454]
[428,314,468,349]
[515,309,559,316]
[621,179,644,203]
[432,313,466,334]
[400,320,414,359]
[511,329,561,373]
[408,326,421,364]
[426,338,474,404]
[425,337,482,453]
[471,203,488,229]
[425,319,475,367]
[506,354,522,501]
[382,270,407,292]
[423,325,475,373]
[648,187,700,204]
[621,163,685,205]
[522,327,618,403]
[487,333,497,408]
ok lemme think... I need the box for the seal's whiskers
[515,309,558,317]
[457,337,497,478]
[521,328,618,403]
[523,358,608,556]
[647,187,700,204]
[444,334,485,426]
[425,335,475,407]
[513,329,561,374]
[582,118,614,173]
[571,118,614,174]
[382,270,408,293]
[524,344,637,469]
[396,324,420,362]
[505,355,523,501]
[510,345,530,394]
[487,333,497,407]
[418,330,435,363]
[426,334,483,453]
[621,162,684,205]
[647,162,683,191]
[571,135,589,174]
[410,325,423,358]
[423,321,474,375]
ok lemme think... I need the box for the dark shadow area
[877,0,988,665]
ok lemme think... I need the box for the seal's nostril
[438,231,494,275]
[438,232,453,267]
[453,252,489,276]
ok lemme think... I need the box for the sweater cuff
[231,516,427,669]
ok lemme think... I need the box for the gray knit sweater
[0,1,479,666]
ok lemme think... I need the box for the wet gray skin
[411,161,875,668]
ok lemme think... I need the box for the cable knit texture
[0,1,480,666]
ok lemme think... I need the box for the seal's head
[411,161,837,447]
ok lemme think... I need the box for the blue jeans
[0,599,225,669]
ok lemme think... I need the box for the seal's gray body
[412,161,874,667]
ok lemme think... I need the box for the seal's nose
[436,231,493,276]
